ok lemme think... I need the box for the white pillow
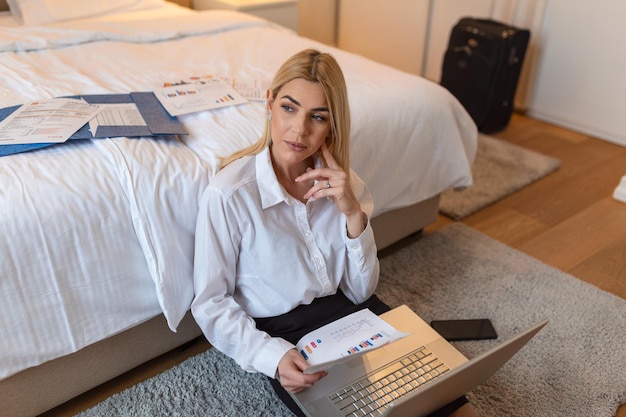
[7,0,163,25]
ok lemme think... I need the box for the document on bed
[0,98,101,145]
[88,102,146,135]
[220,76,270,101]
[298,309,410,374]
[155,75,247,116]
[69,92,188,139]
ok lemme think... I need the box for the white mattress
[0,2,476,380]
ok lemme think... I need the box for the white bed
[0,1,476,416]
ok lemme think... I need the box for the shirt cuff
[345,218,376,256]
[254,336,295,379]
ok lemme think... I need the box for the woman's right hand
[277,349,327,393]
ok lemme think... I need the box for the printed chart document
[220,76,270,101]
[155,75,247,116]
[298,309,410,374]
[0,98,100,145]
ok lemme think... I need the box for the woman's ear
[266,89,273,109]
[266,89,276,121]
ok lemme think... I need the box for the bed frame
[0,196,438,417]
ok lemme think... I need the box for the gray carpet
[440,134,561,220]
[77,224,625,417]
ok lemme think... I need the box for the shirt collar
[256,147,287,209]
[255,146,323,209]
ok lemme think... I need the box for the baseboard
[613,174,626,203]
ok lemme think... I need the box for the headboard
[0,0,8,12]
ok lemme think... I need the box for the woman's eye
[281,105,294,112]
[312,114,326,122]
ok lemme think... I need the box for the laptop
[291,304,548,417]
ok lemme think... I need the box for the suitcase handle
[452,45,472,56]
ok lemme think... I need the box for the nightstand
[192,0,298,31]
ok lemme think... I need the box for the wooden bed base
[1,195,439,417]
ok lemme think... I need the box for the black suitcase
[440,18,530,133]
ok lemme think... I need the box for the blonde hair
[220,49,351,171]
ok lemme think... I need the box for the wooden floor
[41,113,626,416]
[429,112,626,302]
[429,113,626,417]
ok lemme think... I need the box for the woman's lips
[285,141,307,151]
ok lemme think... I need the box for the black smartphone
[430,319,498,341]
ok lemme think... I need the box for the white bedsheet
[0,3,476,380]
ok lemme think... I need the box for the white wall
[525,0,626,147]
[337,0,430,76]
[298,0,626,147]
[298,0,337,45]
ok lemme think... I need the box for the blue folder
[0,92,187,157]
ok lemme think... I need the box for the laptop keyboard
[328,346,450,417]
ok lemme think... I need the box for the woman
[191,49,476,417]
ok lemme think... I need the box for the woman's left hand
[277,349,327,393]
[295,143,366,238]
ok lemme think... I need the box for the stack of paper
[0,93,187,157]
[0,75,269,157]
[0,98,100,146]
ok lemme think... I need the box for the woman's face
[267,78,331,167]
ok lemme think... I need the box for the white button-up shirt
[191,147,379,378]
